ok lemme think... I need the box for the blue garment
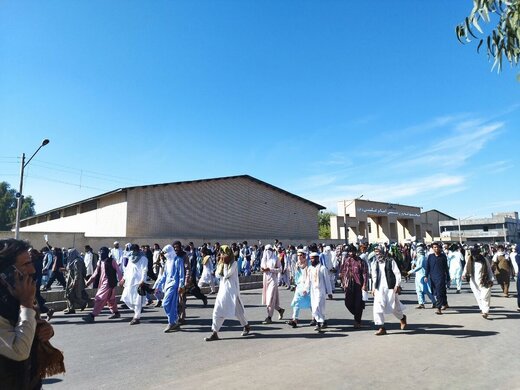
[155,249,185,325]
[424,252,449,308]
[290,266,311,319]
[409,253,436,305]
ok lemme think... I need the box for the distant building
[330,199,422,244]
[421,209,456,242]
[439,212,520,244]
[18,175,325,241]
[330,200,455,244]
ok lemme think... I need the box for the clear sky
[1,1,519,220]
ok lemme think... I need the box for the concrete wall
[18,192,127,237]
[126,177,319,240]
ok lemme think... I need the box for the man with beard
[424,242,450,315]
[371,245,407,335]
[340,245,368,328]
[154,242,185,332]
[82,247,123,322]
[307,252,333,332]
[119,244,148,325]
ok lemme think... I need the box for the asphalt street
[43,278,520,390]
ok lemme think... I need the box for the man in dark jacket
[424,242,450,314]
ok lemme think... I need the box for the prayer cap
[309,252,319,258]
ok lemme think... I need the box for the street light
[14,139,50,239]
[344,194,363,245]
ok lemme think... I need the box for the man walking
[424,242,450,315]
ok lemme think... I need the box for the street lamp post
[343,194,363,245]
[14,139,50,239]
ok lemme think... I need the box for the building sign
[357,207,420,218]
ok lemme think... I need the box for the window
[368,222,372,233]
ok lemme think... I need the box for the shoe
[146,299,154,306]
[441,305,449,310]
[353,322,361,329]
[202,296,208,306]
[286,320,298,328]
[400,314,407,330]
[435,308,442,315]
[314,323,324,332]
[178,318,186,325]
[119,303,129,309]
[164,323,180,333]
[456,290,461,294]
[63,309,76,315]
[482,313,489,319]
[155,300,162,308]
[309,319,317,327]
[262,317,272,324]
[129,318,140,325]
[375,327,387,336]
[431,304,436,309]
[108,312,121,319]
[208,291,215,295]
[46,309,55,321]
[241,325,251,336]
[322,320,328,329]
[41,286,50,291]
[204,332,220,342]
[416,304,425,309]
[278,308,285,320]
[80,302,87,311]
[82,314,95,323]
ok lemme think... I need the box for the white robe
[199,258,215,285]
[212,262,245,319]
[371,259,405,325]
[462,260,494,314]
[121,255,148,316]
[261,251,281,307]
[306,264,332,323]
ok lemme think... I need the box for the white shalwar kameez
[211,261,248,332]
[321,246,336,290]
[448,250,464,291]
[462,260,494,314]
[307,264,332,323]
[121,255,148,319]
[198,256,216,293]
[261,249,282,317]
[371,260,405,326]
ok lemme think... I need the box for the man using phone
[0,239,57,389]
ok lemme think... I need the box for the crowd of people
[31,239,520,331]
[2,237,519,386]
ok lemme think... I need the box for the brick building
[17,175,324,246]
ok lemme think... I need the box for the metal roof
[22,174,325,221]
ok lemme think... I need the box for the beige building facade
[331,199,422,244]
[18,175,324,243]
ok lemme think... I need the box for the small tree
[318,211,336,239]
[0,181,36,231]
[456,0,520,73]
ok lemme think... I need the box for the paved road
[43,278,519,390]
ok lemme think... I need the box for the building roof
[22,174,325,221]
[422,209,456,220]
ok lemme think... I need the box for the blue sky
[1,1,519,219]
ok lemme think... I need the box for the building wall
[331,199,421,244]
[126,177,319,240]
[18,192,127,237]
[439,212,520,244]
[421,210,455,240]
